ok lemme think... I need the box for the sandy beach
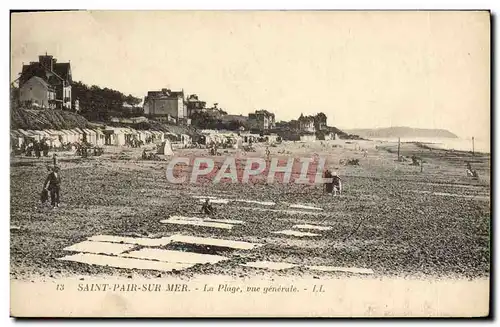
[10,139,490,282]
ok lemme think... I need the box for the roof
[53,63,71,82]
[20,59,71,87]
[36,130,51,137]
[298,114,315,122]
[17,129,32,137]
[69,129,83,134]
[147,89,184,99]
[47,129,64,136]
[104,127,138,134]
[22,76,55,90]
[11,130,23,138]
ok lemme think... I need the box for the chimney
[39,54,54,71]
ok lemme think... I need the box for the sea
[369,137,491,154]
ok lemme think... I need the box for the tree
[190,111,217,129]
[72,81,142,121]
[125,94,142,106]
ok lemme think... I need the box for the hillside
[11,107,89,130]
[344,127,458,139]
[11,108,201,138]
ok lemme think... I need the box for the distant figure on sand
[44,166,61,208]
[466,162,479,178]
[332,172,342,196]
[201,199,215,215]
[33,141,41,158]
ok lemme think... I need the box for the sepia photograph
[9,10,491,317]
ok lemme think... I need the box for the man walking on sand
[332,172,342,196]
[44,166,61,208]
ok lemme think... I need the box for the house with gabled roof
[298,113,316,133]
[19,54,73,110]
[248,109,276,130]
[143,88,187,123]
[19,76,57,109]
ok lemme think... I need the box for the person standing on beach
[41,139,49,157]
[323,169,333,194]
[44,166,61,208]
[33,140,41,158]
[201,199,215,215]
[332,172,342,196]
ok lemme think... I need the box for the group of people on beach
[323,169,342,196]
[18,139,50,158]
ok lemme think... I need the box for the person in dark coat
[33,141,41,158]
[323,169,333,194]
[44,166,61,208]
[201,199,215,215]
[41,139,49,157]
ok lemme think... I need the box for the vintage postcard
[9,10,490,317]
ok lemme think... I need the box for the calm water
[371,137,490,154]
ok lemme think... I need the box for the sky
[11,11,490,141]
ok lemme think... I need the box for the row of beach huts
[10,127,183,149]
[11,126,331,151]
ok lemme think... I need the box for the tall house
[186,94,207,117]
[19,54,72,109]
[248,109,276,130]
[298,114,316,133]
[314,114,327,131]
[143,88,186,122]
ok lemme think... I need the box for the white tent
[93,129,105,146]
[10,130,24,148]
[83,129,97,145]
[60,130,74,143]
[234,136,243,149]
[138,130,148,142]
[158,139,174,155]
[151,131,164,142]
